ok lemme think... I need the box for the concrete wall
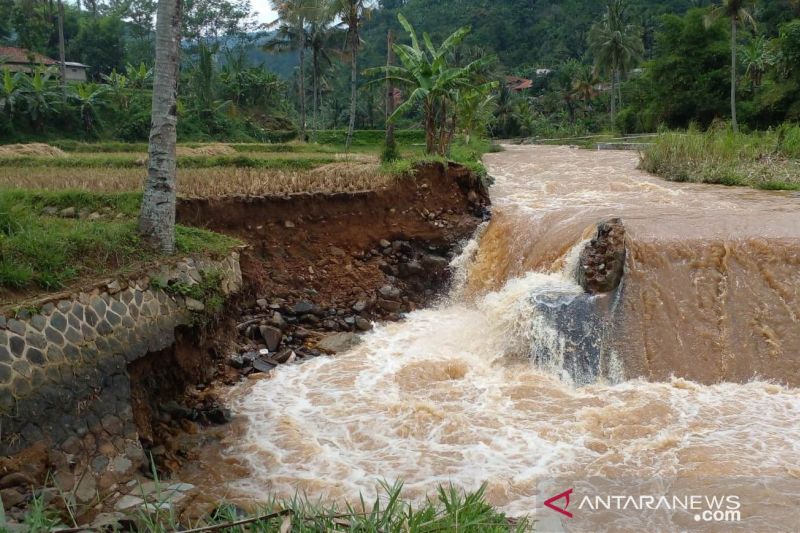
[0,252,241,505]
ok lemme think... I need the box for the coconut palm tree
[366,14,494,155]
[588,0,643,124]
[265,0,311,139]
[334,0,372,150]
[705,0,756,132]
[306,1,338,131]
[139,0,183,253]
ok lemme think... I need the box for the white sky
[251,0,279,24]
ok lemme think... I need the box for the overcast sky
[251,0,279,24]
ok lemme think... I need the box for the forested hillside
[1,0,799,142]
[360,0,798,67]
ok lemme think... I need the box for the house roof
[65,61,88,68]
[0,46,56,66]
[506,76,533,92]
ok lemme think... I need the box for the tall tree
[306,0,337,131]
[588,0,643,125]
[383,28,396,159]
[139,0,183,253]
[705,0,756,132]
[265,0,310,139]
[57,0,66,101]
[336,0,371,150]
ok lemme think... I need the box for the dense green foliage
[0,0,799,144]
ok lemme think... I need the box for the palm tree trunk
[610,68,617,126]
[345,34,358,151]
[298,33,306,140]
[57,0,66,100]
[730,17,738,133]
[385,29,395,155]
[312,51,319,132]
[139,0,182,254]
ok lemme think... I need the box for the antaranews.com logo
[543,488,741,523]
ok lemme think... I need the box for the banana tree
[125,62,154,90]
[456,84,497,145]
[102,70,130,110]
[70,83,109,135]
[20,67,60,132]
[0,69,25,120]
[366,14,493,155]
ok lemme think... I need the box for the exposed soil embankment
[175,163,488,362]
[178,163,487,308]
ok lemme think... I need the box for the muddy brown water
[220,146,800,531]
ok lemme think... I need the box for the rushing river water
[227,146,800,531]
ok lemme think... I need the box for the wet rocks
[258,325,282,351]
[576,218,626,294]
[317,332,361,354]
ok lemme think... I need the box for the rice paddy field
[0,141,405,196]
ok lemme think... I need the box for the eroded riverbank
[0,162,489,528]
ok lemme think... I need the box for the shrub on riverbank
[640,124,800,190]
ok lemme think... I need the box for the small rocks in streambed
[379,239,391,248]
[421,253,450,270]
[352,300,368,313]
[273,348,296,364]
[269,311,287,329]
[398,260,425,277]
[207,407,232,425]
[317,332,361,354]
[355,317,373,331]
[378,285,401,299]
[252,358,276,373]
[291,300,315,315]
[228,354,246,369]
[258,325,283,351]
[160,401,193,420]
[378,299,402,312]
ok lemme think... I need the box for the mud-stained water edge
[214,146,800,532]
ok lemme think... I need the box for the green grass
[382,137,499,184]
[0,190,239,293]
[21,480,531,532]
[640,123,800,190]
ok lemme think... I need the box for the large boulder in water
[576,218,626,294]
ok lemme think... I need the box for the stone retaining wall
[0,252,241,506]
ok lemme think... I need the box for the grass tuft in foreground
[0,190,239,293]
[640,123,800,190]
[14,480,531,532]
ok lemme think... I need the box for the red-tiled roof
[506,76,533,91]
[0,46,56,66]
